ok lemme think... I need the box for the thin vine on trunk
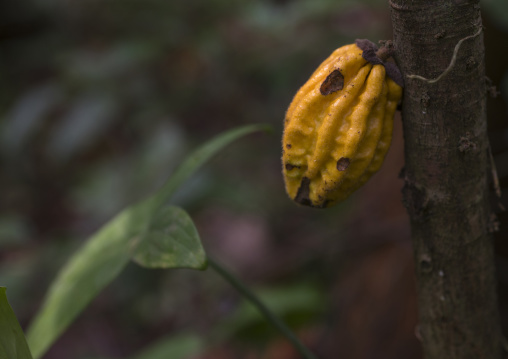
[390,1,503,358]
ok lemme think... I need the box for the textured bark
[389,1,503,358]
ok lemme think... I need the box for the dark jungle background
[1,0,507,358]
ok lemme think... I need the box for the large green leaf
[132,206,206,269]
[0,287,33,359]
[26,199,154,359]
[26,123,270,359]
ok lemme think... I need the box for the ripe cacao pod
[282,40,403,208]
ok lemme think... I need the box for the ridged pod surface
[282,40,403,208]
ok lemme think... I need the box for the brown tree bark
[389,1,503,358]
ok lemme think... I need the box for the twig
[208,257,318,359]
[406,26,482,84]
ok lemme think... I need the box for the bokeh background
[1,0,507,358]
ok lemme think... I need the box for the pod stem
[375,40,395,61]
[207,257,318,359]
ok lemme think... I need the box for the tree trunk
[389,1,503,358]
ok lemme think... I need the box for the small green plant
[2,123,317,359]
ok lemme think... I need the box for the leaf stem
[207,257,318,359]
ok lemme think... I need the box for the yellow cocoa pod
[282,40,403,208]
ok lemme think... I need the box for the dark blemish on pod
[294,177,312,206]
[336,157,350,171]
[320,69,344,95]
[286,144,292,149]
[285,163,300,171]
[294,178,328,209]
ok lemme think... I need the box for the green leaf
[132,206,206,269]
[26,199,155,359]
[26,124,270,359]
[0,287,33,359]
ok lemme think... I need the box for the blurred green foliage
[482,0,508,32]
[1,2,367,356]
[26,124,266,358]
[85,333,203,359]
